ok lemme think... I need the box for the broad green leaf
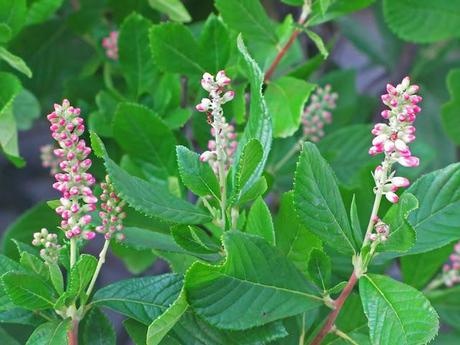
[199,14,231,72]
[81,308,116,345]
[0,47,32,77]
[307,249,331,291]
[360,274,439,345]
[124,319,147,345]
[245,196,274,245]
[2,203,59,260]
[379,193,418,254]
[171,225,220,255]
[318,124,377,188]
[238,176,268,205]
[0,71,24,167]
[0,0,26,41]
[265,76,315,138]
[0,326,20,345]
[427,286,460,332]
[383,0,460,43]
[93,274,183,325]
[2,272,55,310]
[68,254,97,299]
[111,241,156,275]
[231,139,263,204]
[150,22,206,75]
[309,0,375,26]
[305,29,328,58]
[185,231,322,330]
[0,22,11,42]
[119,13,157,98]
[176,145,220,200]
[148,0,191,22]
[293,142,355,254]
[233,36,272,200]
[13,89,40,130]
[26,0,63,25]
[405,163,460,254]
[350,195,363,247]
[92,133,212,225]
[215,0,278,48]
[401,244,453,290]
[441,69,460,145]
[48,263,64,295]
[25,320,69,345]
[113,103,177,177]
[20,252,48,280]
[146,287,187,345]
[0,254,26,311]
[275,191,322,278]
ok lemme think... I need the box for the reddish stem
[67,319,79,345]
[310,272,358,345]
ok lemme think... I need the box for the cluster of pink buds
[442,242,460,287]
[102,31,119,60]
[96,175,127,241]
[32,228,62,264]
[369,77,422,204]
[301,84,337,142]
[47,99,97,240]
[368,216,390,243]
[40,144,61,175]
[196,71,235,174]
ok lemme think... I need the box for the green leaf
[68,254,97,299]
[441,69,460,145]
[111,241,156,275]
[2,272,55,310]
[199,14,231,72]
[0,0,26,41]
[215,0,278,48]
[148,0,191,22]
[265,76,315,138]
[294,142,355,254]
[245,196,274,245]
[238,176,268,205]
[119,13,157,98]
[231,139,263,204]
[146,287,187,345]
[275,191,322,278]
[350,195,363,248]
[405,163,460,254]
[13,89,40,130]
[124,319,147,345]
[93,274,183,325]
[26,0,63,25]
[379,193,418,254]
[318,124,377,188]
[383,0,460,43]
[360,274,439,345]
[150,22,206,75]
[48,263,64,295]
[113,103,177,177]
[176,145,220,200]
[307,249,331,290]
[25,319,69,345]
[305,29,328,58]
[0,23,11,42]
[81,308,116,345]
[427,286,460,332]
[0,254,26,311]
[185,231,322,330]
[309,0,375,26]
[171,225,220,255]
[232,35,272,199]
[2,202,59,260]
[0,47,32,78]
[0,326,20,345]
[401,243,453,290]
[20,252,48,280]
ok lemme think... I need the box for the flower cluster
[102,31,119,60]
[368,216,390,243]
[442,242,460,287]
[40,144,61,175]
[301,84,337,142]
[369,76,422,204]
[47,99,97,240]
[32,228,62,264]
[196,71,235,173]
[96,175,127,241]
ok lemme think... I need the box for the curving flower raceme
[102,31,119,60]
[32,228,62,264]
[302,84,338,142]
[196,71,235,173]
[47,99,97,240]
[96,175,127,241]
[367,76,422,243]
[442,242,460,287]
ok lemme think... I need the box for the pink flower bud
[391,177,410,188]
[385,192,399,203]
[398,156,419,167]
